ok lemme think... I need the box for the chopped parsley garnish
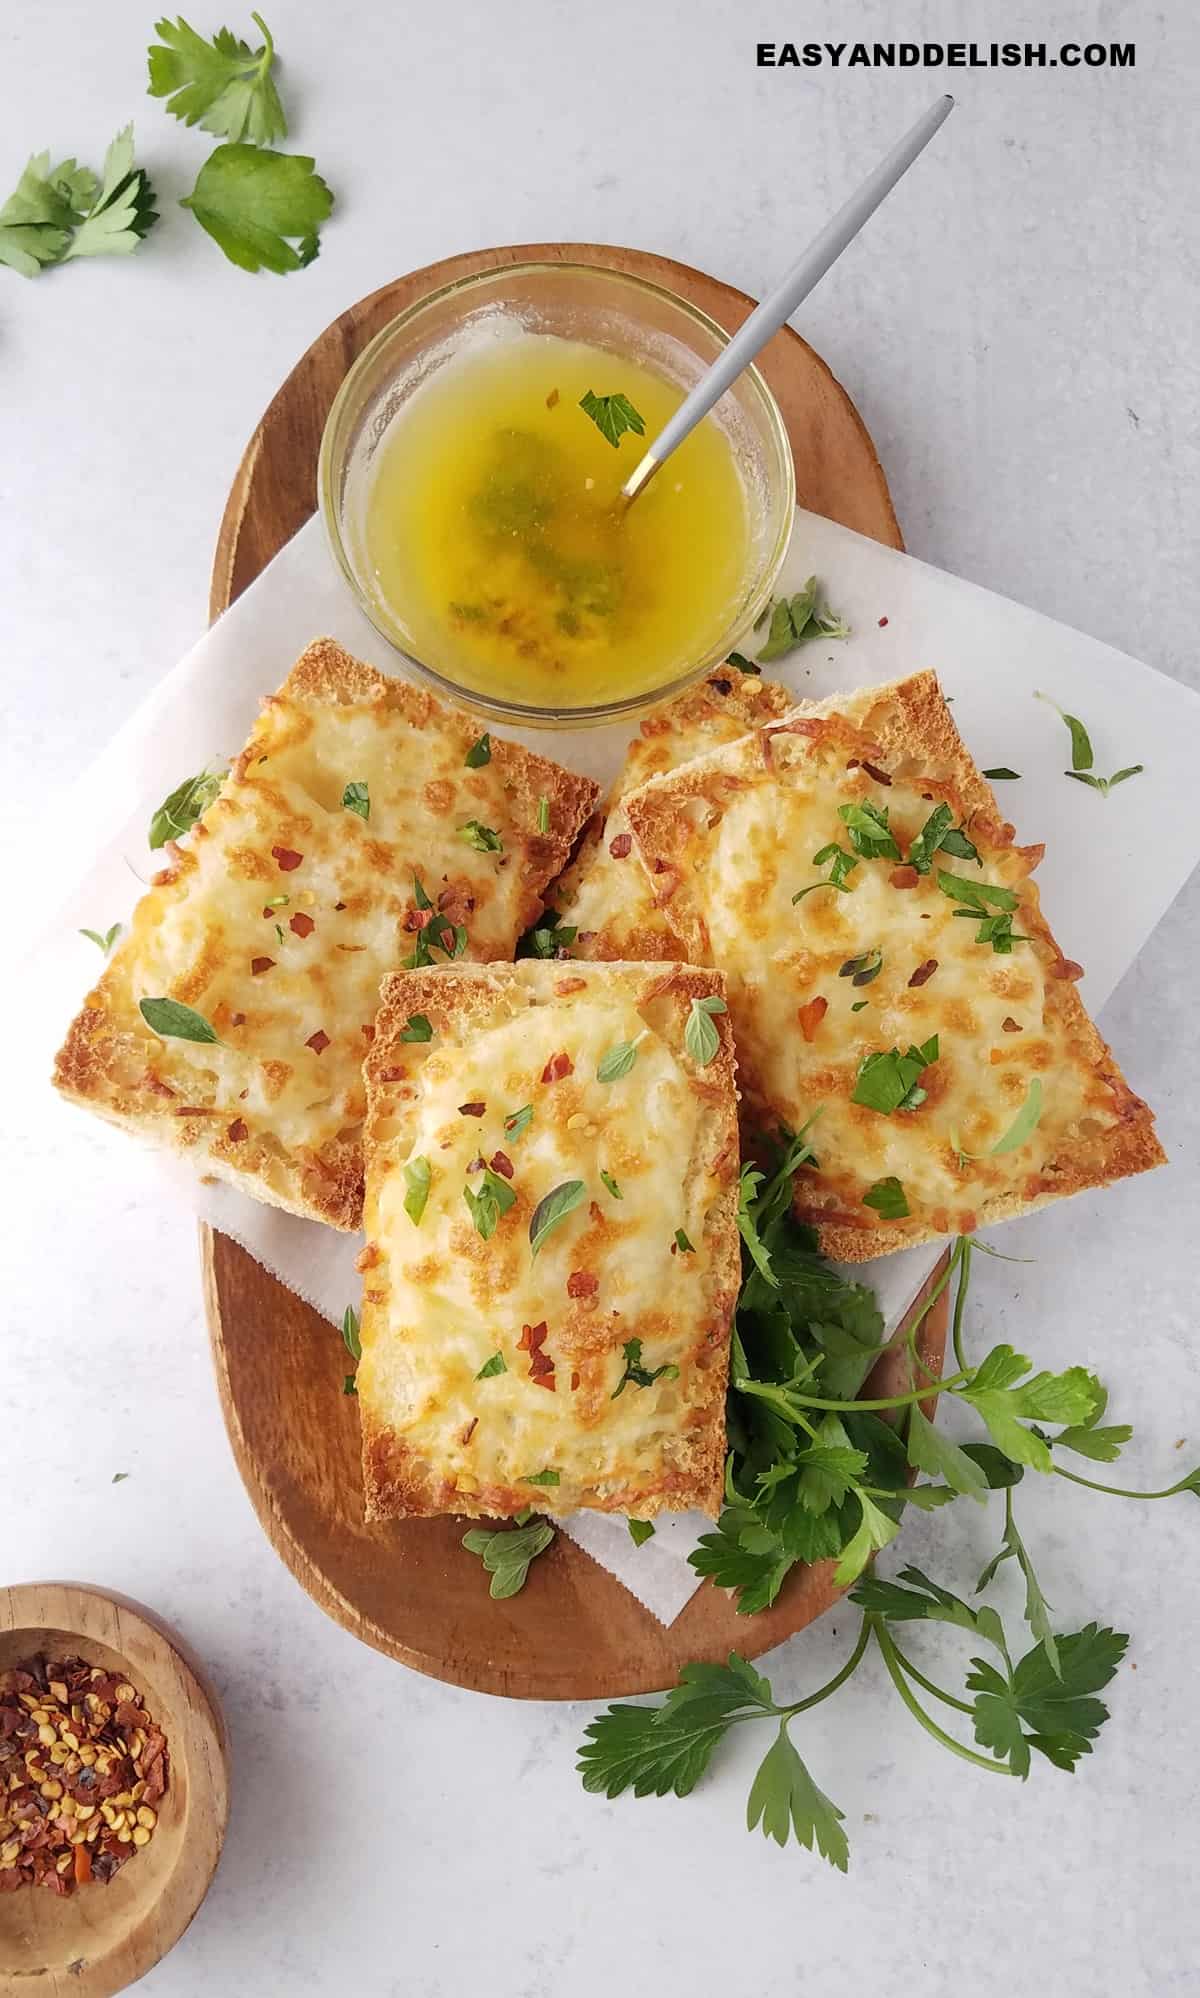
[464,732,492,768]
[596,1040,638,1083]
[504,1105,534,1142]
[579,389,645,448]
[400,1013,433,1043]
[80,923,122,955]
[954,1078,1045,1164]
[600,1169,623,1200]
[148,767,225,848]
[612,1338,681,1398]
[340,1305,361,1394]
[518,909,578,959]
[684,994,727,1065]
[528,1179,586,1256]
[458,819,503,853]
[793,843,858,903]
[462,1518,555,1598]
[726,652,759,674]
[862,1176,910,1220]
[342,780,369,820]
[627,1518,655,1545]
[757,576,850,662]
[850,999,870,1012]
[936,870,1029,954]
[404,910,468,968]
[138,997,219,1044]
[413,874,434,910]
[475,1351,507,1380]
[837,798,900,862]
[838,949,883,988]
[851,1036,938,1114]
[522,1467,561,1487]
[464,1167,517,1241]
[674,1228,695,1254]
[983,766,1021,781]
[907,801,978,873]
[1036,691,1144,797]
[537,795,550,834]
[403,1156,432,1225]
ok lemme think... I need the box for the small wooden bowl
[0,1583,229,1998]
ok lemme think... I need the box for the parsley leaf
[612,1338,680,1398]
[937,869,1029,953]
[340,1304,361,1393]
[793,842,858,903]
[148,767,225,847]
[181,143,333,274]
[80,923,122,956]
[746,1726,849,1869]
[503,1104,534,1143]
[627,1518,655,1545]
[148,13,287,145]
[342,781,369,821]
[907,801,979,873]
[976,1489,1058,1668]
[674,1228,695,1254]
[475,1351,506,1379]
[523,1467,560,1487]
[839,948,883,987]
[597,1040,638,1083]
[852,1037,938,1115]
[1,130,159,276]
[838,799,900,862]
[599,1169,622,1200]
[968,1624,1127,1778]
[60,129,159,263]
[403,910,467,968]
[464,732,491,767]
[458,818,503,853]
[579,1654,777,1799]
[462,1518,555,1598]
[958,1347,1102,1472]
[862,1176,909,1220]
[403,1156,432,1225]
[684,994,727,1065]
[528,1179,586,1255]
[138,996,219,1043]
[579,389,645,448]
[537,795,550,834]
[399,1013,433,1043]
[517,909,577,959]
[906,1401,989,1503]
[464,1167,517,1240]
[1035,690,1094,771]
[757,577,850,662]
[983,766,1021,781]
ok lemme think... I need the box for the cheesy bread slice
[622,670,1164,1260]
[357,960,740,1520]
[54,640,598,1230]
[550,666,793,960]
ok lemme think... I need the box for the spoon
[620,94,955,505]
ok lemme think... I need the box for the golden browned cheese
[622,671,1164,1260]
[357,961,740,1520]
[53,640,598,1230]
[551,667,794,959]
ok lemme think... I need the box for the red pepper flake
[458,1101,486,1117]
[361,1023,375,1041]
[798,996,828,1042]
[540,1051,573,1084]
[860,760,893,786]
[250,956,275,975]
[377,1065,404,1082]
[272,845,303,871]
[567,1270,598,1298]
[608,833,632,859]
[651,857,669,874]
[489,1150,514,1179]
[517,1320,556,1390]
[334,901,346,911]
[889,865,920,889]
[570,1369,581,1391]
[306,1029,330,1054]
[227,1118,248,1142]
[229,1012,246,1027]
[878,615,889,628]
[1001,1016,1023,1033]
[289,911,315,937]
[908,959,939,987]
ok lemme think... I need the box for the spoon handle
[622,94,955,501]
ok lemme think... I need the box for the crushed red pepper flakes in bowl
[0,1655,168,1894]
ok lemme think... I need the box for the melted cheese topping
[625,725,1124,1242]
[59,660,594,1226]
[360,982,734,1512]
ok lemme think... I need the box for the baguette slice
[622,669,1164,1260]
[550,665,794,959]
[357,959,740,1520]
[54,640,598,1230]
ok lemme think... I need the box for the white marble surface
[4,2,1199,1992]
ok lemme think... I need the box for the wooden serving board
[203,240,940,1701]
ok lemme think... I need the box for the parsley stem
[883,1637,975,1717]
[779,1617,872,1719]
[737,1370,972,1417]
[870,1618,1014,1776]
[951,1236,973,1373]
[1051,1463,1199,1501]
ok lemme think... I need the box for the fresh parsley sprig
[148,13,287,146]
[756,577,850,663]
[0,128,158,278]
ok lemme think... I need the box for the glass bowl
[318,261,795,728]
